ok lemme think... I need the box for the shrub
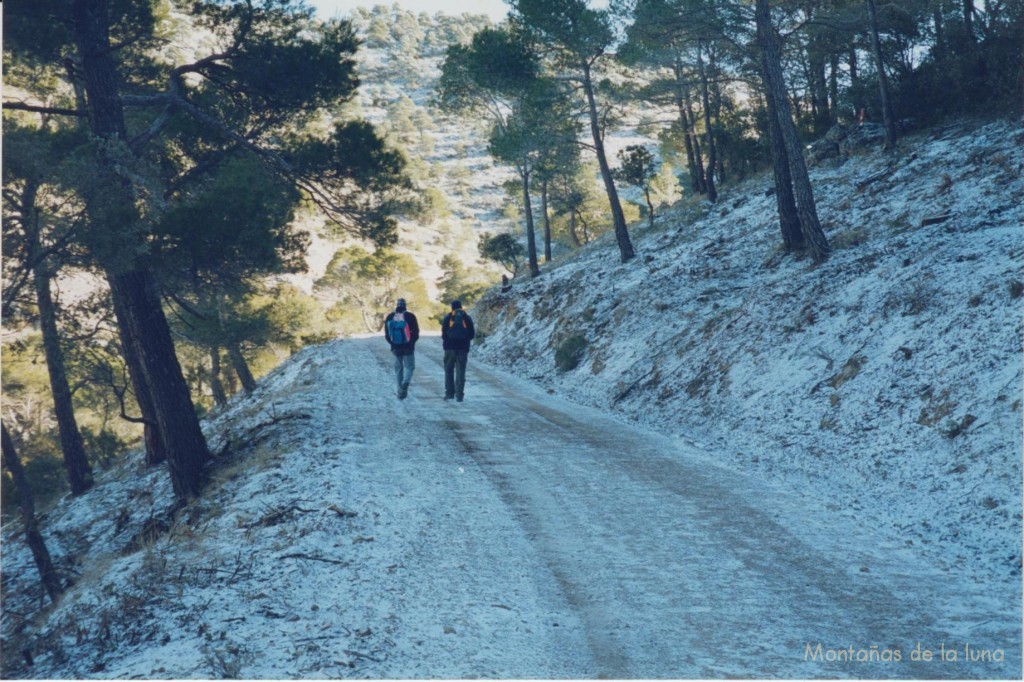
[555,335,588,372]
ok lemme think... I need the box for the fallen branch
[855,168,892,190]
[343,650,382,663]
[279,553,349,566]
[919,213,952,227]
[328,505,357,519]
[245,504,317,529]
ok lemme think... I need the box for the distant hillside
[472,116,1024,587]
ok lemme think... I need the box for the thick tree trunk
[581,60,634,263]
[541,178,552,263]
[24,181,94,495]
[962,0,974,42]
[73,0,209,497]
[109,282,166,467]
[228,342,257,394]
[764,84,804,251]
[521,168,540,277]
[34,264,95,495]
[865,0,898,149]
[756,0,830,263]
[2,424,64,602]
[696,42,718,203]
[209,347,228,407]
[109,273,211,497]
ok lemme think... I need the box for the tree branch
[2,101,86,117]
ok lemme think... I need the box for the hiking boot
[456,396,464,402]
[443,395,453,400]
[398,384,408,400]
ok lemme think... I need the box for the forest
[2,0,1022,605]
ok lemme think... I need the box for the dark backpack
[447,310,470,341]
[386,312,411,346]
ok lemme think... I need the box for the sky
[307,0,512,21]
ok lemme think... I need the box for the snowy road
[8,336,1017,679]
[362,338,1018,678]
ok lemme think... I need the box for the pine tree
[4,0,411,499]
[512,0,636,263]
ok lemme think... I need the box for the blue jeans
[394,352,415,389]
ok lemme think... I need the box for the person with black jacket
[383,298,420,399]
[441,300,476,402]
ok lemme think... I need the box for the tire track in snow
[366,339,1016,678]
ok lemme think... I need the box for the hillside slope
[472,117,1024,587]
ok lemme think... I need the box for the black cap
[451,300,462,310]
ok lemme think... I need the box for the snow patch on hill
[472,116,1024,588]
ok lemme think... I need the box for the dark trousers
[443,349,469,399]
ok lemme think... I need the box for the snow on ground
[1,339,588,678]
[2,335,1019,678]
[473,116,1024,593]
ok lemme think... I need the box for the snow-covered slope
[473,116,1024,588]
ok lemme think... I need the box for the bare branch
[2,101,86,117]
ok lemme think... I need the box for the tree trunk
[2,424,64,603]
[568,208,581,247]
[808,34,832,134]
[541,178,552,263]
[209,347,228,407]
[684,92,708,194]
[521,167,540,277]
[828,53,840,121]
[228,342,257,393]
[962,0,974,42]
[696,41,718,203]
[710,46,726,186]
[672,61,701,195]
[865,0,898,149]
[581,60,634,263]
[643,187,655,229]
[109,283,166,467]
[24,181,94,495]
[764,81,804,251]
[34,264,95,495]
[756,0,830,263]
[933,9,946,61]
[108,273,211,497]
[73,0,210,498]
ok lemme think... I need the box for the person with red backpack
[441,299,476,402]
[383,298,420,400]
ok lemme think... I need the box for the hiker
[441,300,476,402]
[383,298,420,400]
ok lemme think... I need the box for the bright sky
[307,0,511,21]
